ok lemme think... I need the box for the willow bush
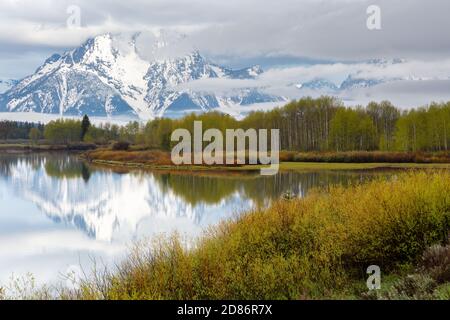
[76,171,450,300]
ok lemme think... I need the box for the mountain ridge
[0,32,284,120]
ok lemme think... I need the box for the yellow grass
[70,170,450,300]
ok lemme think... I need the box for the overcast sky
[0,0,449,108]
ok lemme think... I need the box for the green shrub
[384,274,437,300]
[420,244,450,283]
[291,151,450,163]
[71,171,450,300]
[112,141,130,151]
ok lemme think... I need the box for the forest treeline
[1,97,450,152]
[0,121,44,140]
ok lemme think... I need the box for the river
[0,153,393,287]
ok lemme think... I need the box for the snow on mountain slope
[0,32,283,120]
[295,59,410,93]
[339,75,384,90]
[0,79,18,94]
[297,79,339,91]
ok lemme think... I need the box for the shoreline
[86,158,450,172]
[0,143,96,153]
[3,170,447,300]
[2,145,450,171]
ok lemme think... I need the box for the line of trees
[136,97,450,152]
[1,97,450,152]
[0,121,44,140]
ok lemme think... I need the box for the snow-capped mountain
[339,75,384,90]
[296,58,408,92]
[338,59,404,90]
[295,76,382,92]
[0,79,18,94]
[0,32,283,120]
[297,79,339,91]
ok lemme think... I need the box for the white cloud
[1,0,450,60]
[175,59,450,97]
[340,80,450,108]
[1,0,449,108]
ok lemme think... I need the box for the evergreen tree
[81,115,91,140]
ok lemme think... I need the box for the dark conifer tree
[81,115,91,140]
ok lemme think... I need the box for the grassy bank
[279,151,450,163]
[84,148,172,165]
[83,149,450,172]
[57,170,450,300]
[276,162,450,171]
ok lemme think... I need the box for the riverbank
[280,151,450,163]
[82,149,450,172]
[0,142,97,153]
[4,170,447,300]
[2,144,449,170]
[73,171,450,299]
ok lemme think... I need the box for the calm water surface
[0,153,394,286]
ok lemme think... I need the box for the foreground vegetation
[75,171,450,299]
[1,170,442,300]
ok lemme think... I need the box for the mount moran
[0,32,285,120]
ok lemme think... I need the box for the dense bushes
[420,245,450,284]
[111,141,130,151]
[368,244,450,300]
[281,151,450,163]
[73,171,450,300]
[86,149,172,165]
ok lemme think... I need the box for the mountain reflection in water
[0,153,389,285]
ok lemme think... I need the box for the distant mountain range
[0,31,285,120]
[1,35,439,121]
[295,59,407,93]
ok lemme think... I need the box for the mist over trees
[1,97,450,152]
